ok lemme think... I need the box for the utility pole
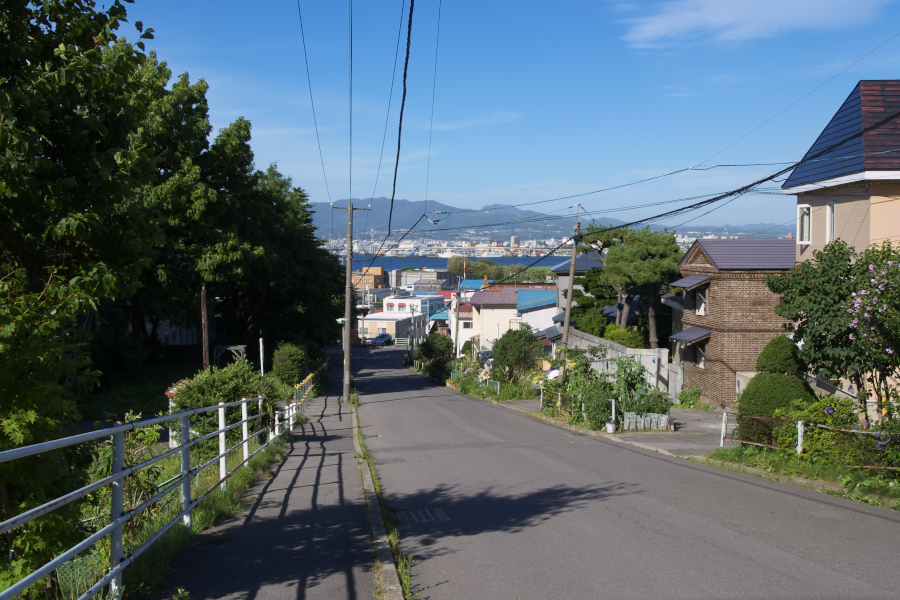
[558,205,582,385]
[453,284,461,358]
[332,201,370,402]
[201,284,209,369]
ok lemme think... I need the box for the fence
[0,361,328,600]
[565,328,671,396]
[395,338,410,347]
[719,411,897,470]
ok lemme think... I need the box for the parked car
[477,351,492,365]
[369,337,385,347]
[376,333,393,345]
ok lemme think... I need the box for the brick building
[669,239,794,406]
[352,267,386,291]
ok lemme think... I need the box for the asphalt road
[357,347,900,600]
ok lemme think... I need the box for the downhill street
[356,347,900,600]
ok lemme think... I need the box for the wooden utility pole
[201,284,210,369]
[558,206,582,385]
[332,202,370,402]
[453,284,461,358]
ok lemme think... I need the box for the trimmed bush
[273,342,306,384]
[460,340,473,356]
[739,373,816,417]
[756,335,803,374]
[602,323,647,349]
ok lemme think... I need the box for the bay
[346,253,570,271]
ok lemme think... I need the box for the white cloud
[430,112,520,131]
[621,0,895,47]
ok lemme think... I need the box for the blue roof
[516,290,557,311]
[461,279,491,290]
[429,310,449,321]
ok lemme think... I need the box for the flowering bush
[846,242,900,416]
[772,397,877,466]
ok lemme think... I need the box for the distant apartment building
[383,295,445,319]
[352,267,386,291]
[360,312,427,343]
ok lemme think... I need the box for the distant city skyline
[127,0,900,225]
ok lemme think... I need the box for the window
[797,205,811,244]
[826,201,835,243]
[463,322,472,329]
[387,304,394,312]
[695,286,708,317]
[695,340,708,369]
[378,328,386,334]
[361,327,369,335]
[398,303,407,311]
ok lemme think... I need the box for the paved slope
[159,361,375,600]
[357,348,900,600]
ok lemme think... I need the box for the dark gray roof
[552,312,570,324]
[670,327,711,345]
[783,81,900,190]
[551,251,603,274]
[670,275,710,290]
[679,239,796,270]
[537,325,562,340]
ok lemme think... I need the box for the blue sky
[125,0,900,227]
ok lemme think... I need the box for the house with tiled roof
[550,251,603,310]
[448,301,475,356]
[783,80,900,261]
[670,239,794,406]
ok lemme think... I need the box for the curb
[351,406,404,600]
[689,456,844,493]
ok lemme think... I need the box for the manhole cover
[396,508,449,524]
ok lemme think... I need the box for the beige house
[469,289,519,351]
[783,81,900,258]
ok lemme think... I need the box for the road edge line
[351,406,404,600]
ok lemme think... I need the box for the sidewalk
[157,360,376,600]
[498,398,727,457]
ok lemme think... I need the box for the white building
[383,295,445,319]
[448,297,475,356]
[360,312,428,344]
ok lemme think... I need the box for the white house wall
[522,306,560,332]
[473,306,519,350]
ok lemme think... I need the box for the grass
[354,405,418,600]
[79,361,203,421]
[707,444,900,510]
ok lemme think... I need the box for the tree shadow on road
[383,482,635,559]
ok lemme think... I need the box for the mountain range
[309,198,791,241]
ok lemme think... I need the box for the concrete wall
[566,328,670,394]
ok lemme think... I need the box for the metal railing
[395,338,410,347]
[0,361,328,600]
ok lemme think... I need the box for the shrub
[460,340,473,356]
[756,335,803,374]
[492,326,543,382]
[416,333,453,362]
[737,373,816,444]
[172,361,276,448]
[739,373,816,417]
[678,386,701,408]
[272,341,306,384]
[602,323,647,349]
[583,394,611,430]
[771,397,881,466]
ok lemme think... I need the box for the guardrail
[0,361,328,600]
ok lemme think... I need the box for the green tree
[0,1,155,593]
[491,326,543,382]
[767,241,866,403]
[416,333,453,361]
[582,226,682,348]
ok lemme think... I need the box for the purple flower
[877,433,881,439]
[888,348,894,355]
[850,334,855,341]
[865,421,869,427]
[826,408,834,414]
[870,264,875,270]
[888,261,894,266]
[854,424,859,429]
[852,292,857,296]
[872,278,878,284]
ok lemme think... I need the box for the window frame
[695,340,708,369]
[694,285,708,317]
[826,201,835,243]
[463,321,473,329]
[797,204,812,245]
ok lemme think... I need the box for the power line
[363,0,407,239]
[349,0,353,208]
[387,0,416,236]
[423,0,443,216]
[694,27,900,167]
[295,0,333,204]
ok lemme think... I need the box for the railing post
[540,387,543,410]
[180,415,192,531]
[275,409,281,437]
[241,398,249,464]
[218,402,227,490]
[109,429,125,599]
[720,411,727,447]
[797,420,805,454]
